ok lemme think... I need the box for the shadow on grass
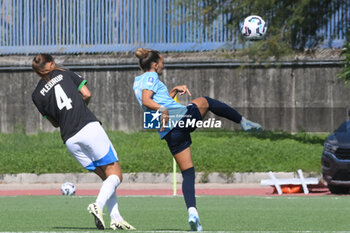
[53,226,97,230]
[54,226,187,231]
[249,131,327,145]
[198,129,328,145]
[153,229,190,232]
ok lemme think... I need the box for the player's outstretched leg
[202,96,262,131]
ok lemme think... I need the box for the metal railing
[0,0,348,55]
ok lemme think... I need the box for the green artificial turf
[1,195,350,232]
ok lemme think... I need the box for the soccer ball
[240,15,267,39]
[61,182,76,196]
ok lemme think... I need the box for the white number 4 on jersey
[54,84,72,110]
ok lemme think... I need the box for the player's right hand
[160,109,169,131]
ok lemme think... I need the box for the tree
[337,38,350,84]
[177,0,348,60]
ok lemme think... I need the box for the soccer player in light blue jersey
[133,48,261,231]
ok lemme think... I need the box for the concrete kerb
[0,172,322,184]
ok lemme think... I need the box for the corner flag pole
[173,155,177,196]
[172,94,179,196]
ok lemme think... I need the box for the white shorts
[65,121,118,171]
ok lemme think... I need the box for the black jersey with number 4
[32,69,98,143]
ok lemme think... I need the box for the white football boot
[188,214,203,231]
[110,220,136,230]
[240,117,262,131]
[87,203,105,230]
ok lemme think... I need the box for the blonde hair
[135,48,161,72]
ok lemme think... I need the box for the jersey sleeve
[141,74,159,93]
[68,70,87,91]
[32,93,47,118]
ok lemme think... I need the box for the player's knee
[203,96,212,106]
[193,97,209,111]
[103,162,123,182]
[118,173,123,182]
[109,172,122,183]
[106,173,123,183]
[182,167,195,179]
[201,96,209,108]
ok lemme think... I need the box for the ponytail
[32,54,65,82]
[135,48,160,72]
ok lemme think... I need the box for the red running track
[0,186,331,196]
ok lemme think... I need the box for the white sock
[188,207,199,218]
[96,174,120,210]
[106,192,124,222]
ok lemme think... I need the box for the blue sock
[204,96,242,123]
[182,167,196,209]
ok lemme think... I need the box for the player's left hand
[175,85,192,96]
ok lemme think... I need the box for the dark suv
[322,120,350,194]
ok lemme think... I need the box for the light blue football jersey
[133,72,187,138]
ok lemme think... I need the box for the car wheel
[328,185,349,194]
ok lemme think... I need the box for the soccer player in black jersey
[32,54,135,231]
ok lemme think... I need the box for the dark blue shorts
[164,103,202,155]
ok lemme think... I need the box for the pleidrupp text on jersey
[40,74,63,96]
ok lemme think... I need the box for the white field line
[2,231,350,233]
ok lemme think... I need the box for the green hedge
[0,130,327,174]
